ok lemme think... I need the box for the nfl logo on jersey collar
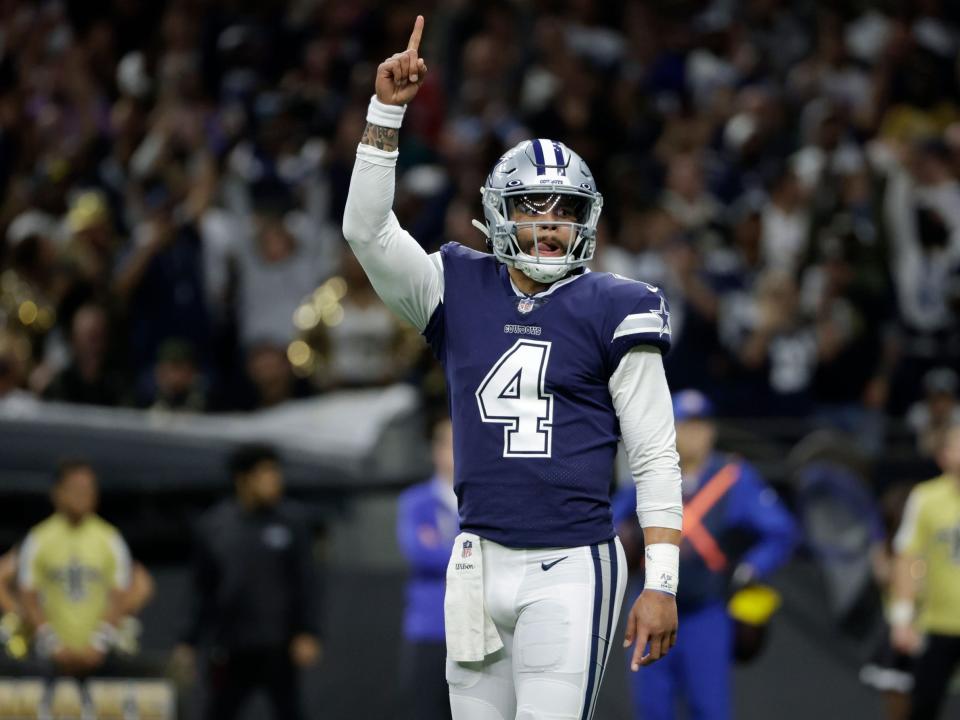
[516,296,550,315]
[517,297,536,314]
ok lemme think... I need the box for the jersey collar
[502,266,591,298]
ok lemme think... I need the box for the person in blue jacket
[613,389,799,720]
[397,418,458,720]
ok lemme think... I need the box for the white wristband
[644,543,680,595]
[366,95,406,129]
[888,599,914,628]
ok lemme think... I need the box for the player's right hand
[375,15,428,107]
[623,589,678,670]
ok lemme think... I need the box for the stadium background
[0,0,959,717]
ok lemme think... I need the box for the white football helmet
[476,139,603,284]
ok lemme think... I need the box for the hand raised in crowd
[375,15,428,106]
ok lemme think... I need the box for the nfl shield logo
[462,540,473,558]
[517,298,535,314]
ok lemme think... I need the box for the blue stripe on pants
[581,544,603,720]
[598,540,618,685]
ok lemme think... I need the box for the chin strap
[471,219,490,237]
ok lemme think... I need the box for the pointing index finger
[407,15,424,52]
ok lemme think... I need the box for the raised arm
[341,15,444,332]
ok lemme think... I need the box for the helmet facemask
[481,186,603,285]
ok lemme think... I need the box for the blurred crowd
[0,0,959,458]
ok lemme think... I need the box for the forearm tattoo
[361,123,399,152]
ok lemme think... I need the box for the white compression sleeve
[341,143,444,332]
[609,346,683,530]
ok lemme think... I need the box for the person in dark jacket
[396,418,458,720]
[173,444,321,720]
[614,390,798,720]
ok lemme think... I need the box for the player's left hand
[623,590,678,670]
[290,633,322,667]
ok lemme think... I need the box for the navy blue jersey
[424,243,672,548]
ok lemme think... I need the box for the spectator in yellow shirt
[18,460,134,677]
[890,424,960,719]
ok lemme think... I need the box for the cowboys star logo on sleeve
[651,296,671,337]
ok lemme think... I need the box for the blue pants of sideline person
[627,601,732,720]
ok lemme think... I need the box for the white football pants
[447,537,627,720]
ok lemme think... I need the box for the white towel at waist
[444,532,503,662]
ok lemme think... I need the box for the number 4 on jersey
[475,340,554,458]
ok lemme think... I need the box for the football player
[342,16,682,719]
